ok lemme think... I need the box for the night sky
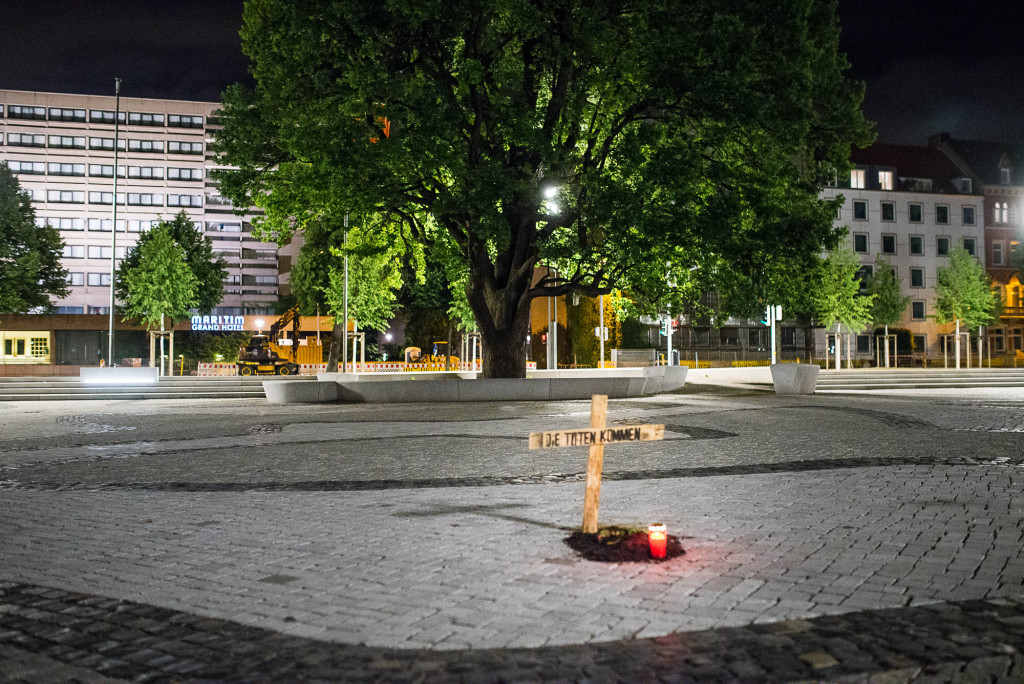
[1,0,1022,145]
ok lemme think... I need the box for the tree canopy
[215,0,872,376]
[118,220,199,329]
[812,248,874,333]
[933,246,999,332]
[0,162,69,314]
[115,211,226,315]
[865,258,910,329]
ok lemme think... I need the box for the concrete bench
[770,363,819,395]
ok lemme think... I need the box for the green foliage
[933,246,999,332]
[118,221,199,328]
[115,211,226,314]
[0,162,68,313]
[812,248,874,332]
[865,258,910,328]
[566,297,600,366]
[215,0,871,376]
[174,331,251,362]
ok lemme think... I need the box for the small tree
[865,258,910,366]
[115,211,226,315]
[934,246,999,368]
[812,248,874,369]
[0,162,69,314]
[118,221,199,374]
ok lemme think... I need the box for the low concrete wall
[770,364,819,395]
[685,366,773,386]
[264,380,339,404]
[80,367,159,385]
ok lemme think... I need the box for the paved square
[2,387,1024,680]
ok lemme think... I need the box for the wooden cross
[529,394,664,534]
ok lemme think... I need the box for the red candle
[648,523,667,559]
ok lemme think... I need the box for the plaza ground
[1,386,1023,681]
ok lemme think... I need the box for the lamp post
[107,77,121,366]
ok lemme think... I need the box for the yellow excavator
[236,306,302,376]
[405,341,460,369]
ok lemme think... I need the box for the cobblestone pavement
[2,388,1024,681]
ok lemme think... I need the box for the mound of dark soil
[564,526,685,563]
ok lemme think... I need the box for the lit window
[67,272,84,285]
[168,140,203,154]
[88,191,126,205]
[995,202,1009,224]
[7,132,46,147]
[128,166,164,179]
[48,107,86,122]
[8,161,45,174]
[850,169,865,189]
[89,137,126,151]
[168,167,203,181]
[128,112,165,126]
[47,163,85,176]
[128,139,164,152]
[63,246,85,258]
[167,194,202,207]
[88,164,126,178]
[89,110,127,124]
[878,171,894,190]
[127,193,164,206]
[48,135,86,149]
[87,273,112,287]
[46,190,85,203]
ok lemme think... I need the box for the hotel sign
[190,315,246,332]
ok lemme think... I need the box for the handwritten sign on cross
[529,394,664,534]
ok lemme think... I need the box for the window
[208,222,241,232]
[878,170,894,190]
[67,272,84,285]
[853,200,867,220]
[46,190,84,203]
[86,245,124,259]
[128,166,164,179]
[54,306,83,314]
[850,169,865,188]
[935,205,949,224]
[47,135,86,149]
[87,219,127,232]
[960,178,972,193]
[910,235,924,255]
[168,114,204,128]
[912,335,926,353]
[128,219,156,233]
[908,203,922,223]
[88,164,126,178]
[87,306,111,314]
[254,275,278,285]
[881,202,895,221]
[223,274,242,285]
[881,234,896,254]
[127,193,163,206]
[993,241,1005,266]
[21,188,43,201]
[3,339,27,356]
[995,202,1009,224]
[63,245,84,258]
[963,206,976,225]
[167,167,202,181]
[167,140,203,154]
[910,268,924,288]
[128,112,165,126]
[8,161,45,174]
[937,237,950,256]
[1001,168,1011,185]
[167,194,202,207]
[994,330,1005,352]
[90,110,127,124]
[87,273,111,286]
[88,191,126,205]
[89,137,126,151]
[7,132,46,147]
[853,233,868,253]
[855,265,873,293]
[857,335,871,353]
[48,107,86,122]
[911,301,926,320]
[47,162,85,176]
[30,338,48,357]
[48,218,85,231]
[128,139,164,152]
[962,237,976,257]
[7,105,46,119]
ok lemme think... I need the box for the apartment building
[822,143,985,359]
[0,88,281,317]
[929,134,1024,354]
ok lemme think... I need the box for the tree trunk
[480,326,529,378]
[327,321,344,371]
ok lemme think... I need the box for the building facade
[0,88,282,317]
[821,143,986,360]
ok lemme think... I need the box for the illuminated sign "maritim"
[190,315,246,331]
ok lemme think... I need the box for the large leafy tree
[0,162,69,314]
[115,211,226,315]
[118,221,200,328]
[215,0,871,377]
[865,257,910,366]
[813,248,873,368]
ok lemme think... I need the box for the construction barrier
[196,362,238,377]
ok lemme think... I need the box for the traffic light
[658,319,668,336]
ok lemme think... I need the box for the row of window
[848,169,975,193]
[3,105,204,128]
[847,329,1024,354]
[38,190,203,207]
[5,133,204,154]
[7,161,202,180]
[62,245,127,260]
[853,234,976,258]
[845,199,977,225]
[38,218,237,234]
[855,263,929,290]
